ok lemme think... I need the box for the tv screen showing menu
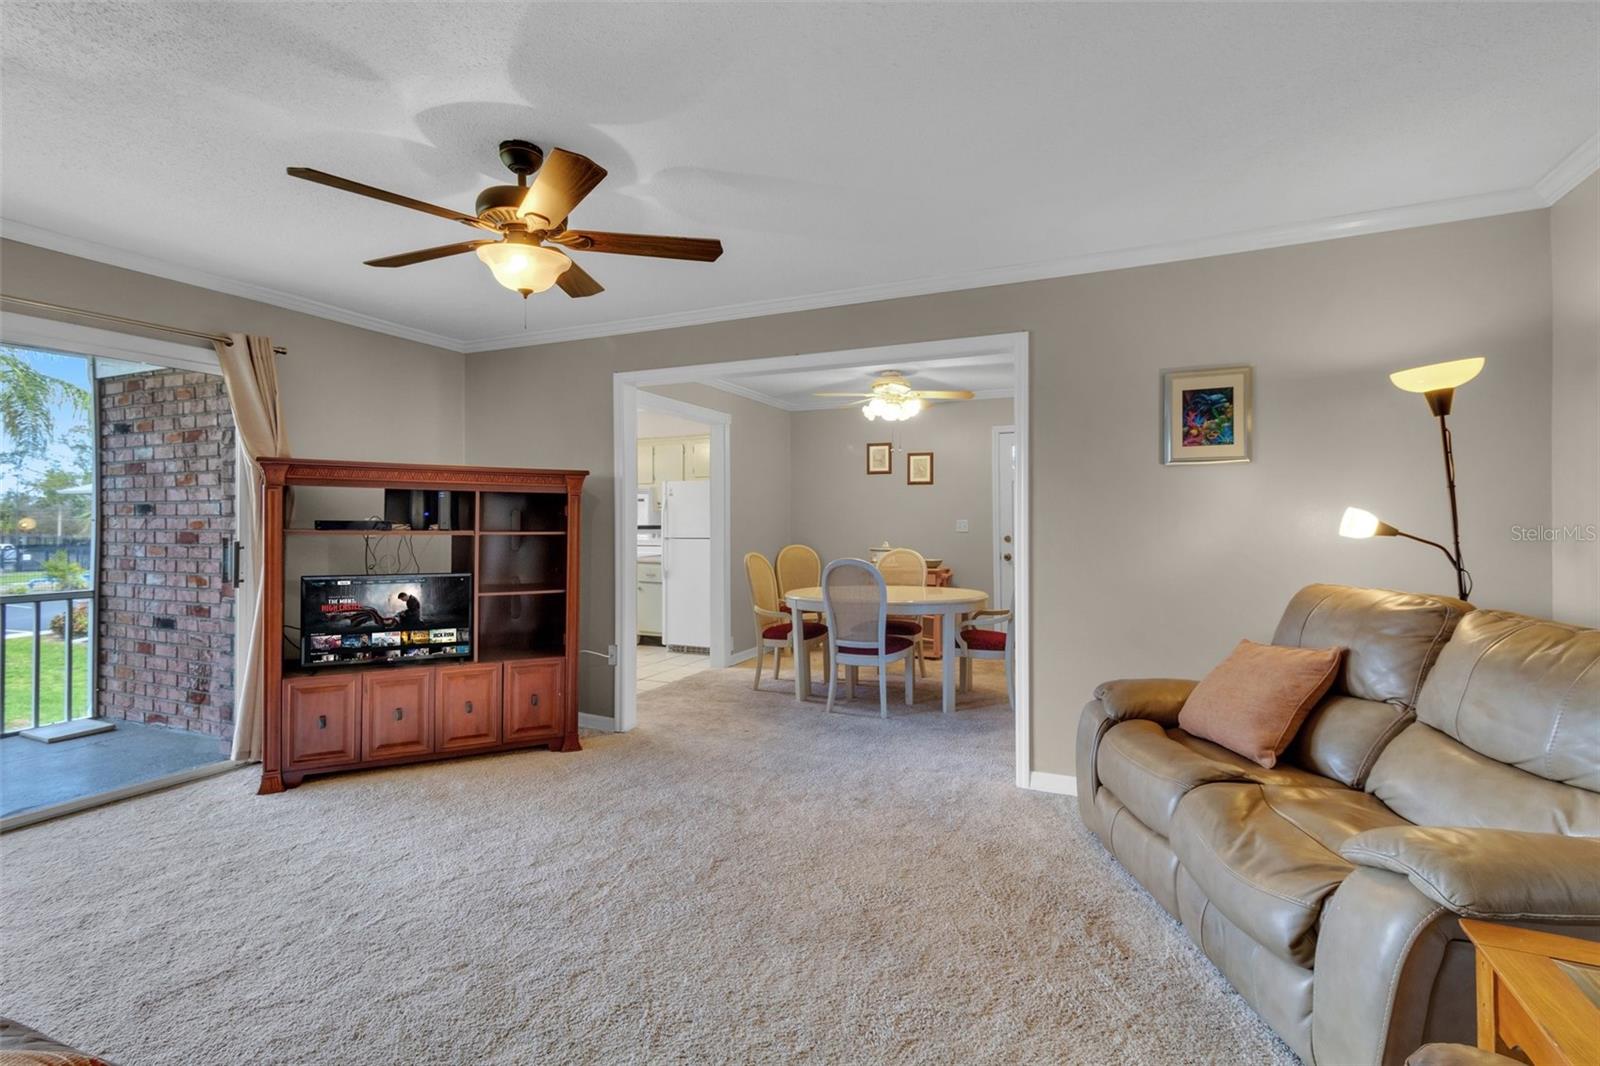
[299,573,472,668]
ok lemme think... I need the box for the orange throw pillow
[1177,639,1344,768]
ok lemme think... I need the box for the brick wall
[97,370,237,740]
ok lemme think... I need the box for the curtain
[212,334,286,762]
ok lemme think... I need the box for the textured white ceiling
[2,3,1595,352]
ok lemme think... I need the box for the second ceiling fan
[288,139,723,299]
[814,370,975,421]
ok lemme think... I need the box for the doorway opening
[611,333,1033,788]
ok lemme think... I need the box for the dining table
[782,585,990,713]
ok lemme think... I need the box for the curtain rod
[0,293,288,355]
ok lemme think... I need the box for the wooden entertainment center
[257,458,587,794]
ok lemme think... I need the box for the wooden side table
[1461,919,1600,1066]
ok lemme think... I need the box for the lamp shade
[1389,357,1485,394]
[476,241,571,296]
[1339,506,1398,539]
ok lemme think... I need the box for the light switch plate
[955,519,970,533]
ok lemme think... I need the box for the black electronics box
[383,489,455,531]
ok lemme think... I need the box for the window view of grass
[4,634,91,732]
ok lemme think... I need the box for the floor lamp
[1340,356,1483,601]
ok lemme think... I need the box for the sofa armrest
[1092,678,1197,726]
[1341,827,1600,922]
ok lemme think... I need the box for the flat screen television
[300,573,472,668]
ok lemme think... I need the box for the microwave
[635,488,658,527]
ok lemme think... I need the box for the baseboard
[578,713,619,733]
[1025,771,1077,796]
[728,647,757,665]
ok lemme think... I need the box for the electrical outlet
[607,643,618,666]
[955,519,970,533]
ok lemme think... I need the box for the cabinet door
[686,438,711,479]
[362,668,434,760]
[504,660,563,741]
[636,442,654,487]
[652,442,685,483]
[637,578,663,637]
[436,664,501,752]
[284,674,360,768]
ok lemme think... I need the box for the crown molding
[0,219,467,353]
[702,376,805,411]
[701,375,1013,412]
[1534,132,1600,206]
[2,166,1572,356]
[459,184,1545,352]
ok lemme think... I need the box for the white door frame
[612,332,1033,790]
[613,388,732,732]
[991,424,1017,613]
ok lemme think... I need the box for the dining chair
[775,543,822,621]
[956,607,1015,712]
[745,551,826,691]
[875,547,929,678]
[821,559,915,718]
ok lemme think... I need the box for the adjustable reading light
[1340,357,1482,600]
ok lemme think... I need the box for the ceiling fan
[287,139,723,299]
[814,370,975,421]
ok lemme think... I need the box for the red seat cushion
[885,618,923,636]
[837,635,915,656]
[763,620,827,641]
[960,627,1007,651]
[778,603,792,614]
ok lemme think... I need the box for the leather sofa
[1075,584,1600,1065]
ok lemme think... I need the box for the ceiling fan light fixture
[475,240,571,298]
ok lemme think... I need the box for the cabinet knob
[394,707,404,721]
[530,693,540,708]
[465,700,474,715]
[317,715,327,729]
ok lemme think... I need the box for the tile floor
[636,643,715,692]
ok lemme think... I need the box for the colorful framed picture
[907,452,934,485]
[1162,365,1252,465]
[866,442,892,475]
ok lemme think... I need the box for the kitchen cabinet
[637,443,655,487]
[686,438,711,479]
[637,559,663,637]
[652,442,685,483]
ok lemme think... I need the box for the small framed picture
[1162,365,1252,465]
[866,442,893,475]
[907,452,934,485]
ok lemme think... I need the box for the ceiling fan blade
[551,230,723,262]
[287,167,497,231]
[518,148,608,228]
[364,240,494,268]
[556,258,604,298]
[812,392,875,398]
[912,390,976,400]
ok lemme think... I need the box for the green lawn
[4,634,91,732]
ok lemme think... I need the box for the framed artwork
[907,452,934,485]
[866,442,893,475]
[1162,365,1252,465]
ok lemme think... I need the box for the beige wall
[789,399,1015,601]
[1550,172,1600,627]
[464,209,1556,776]
[1,240,466,464]
[641,383,793,652]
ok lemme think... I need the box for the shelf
[285,528,468,537]
[480,530,566,537]
[478,585,565,598]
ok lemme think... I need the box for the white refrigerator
[661,480,711,649]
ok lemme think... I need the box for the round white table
[783,585,990,713]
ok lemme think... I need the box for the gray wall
[464,209,1556,776]
[789,399,1015,602]
[641,383,793,652]
[1550,172,1600,627]
[1,240,467,464]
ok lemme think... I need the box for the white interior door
[993,427,1017,610]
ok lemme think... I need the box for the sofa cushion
[1166,729,1345,789]
[1169,782,1410,966]
[1287,694,1414,789]
[1412,610,1600,791]
[1177,639,1343,768]
[1272,584,1470,706]
[1096,720,1246,835]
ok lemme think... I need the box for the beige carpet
[1,661,1294,1065]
